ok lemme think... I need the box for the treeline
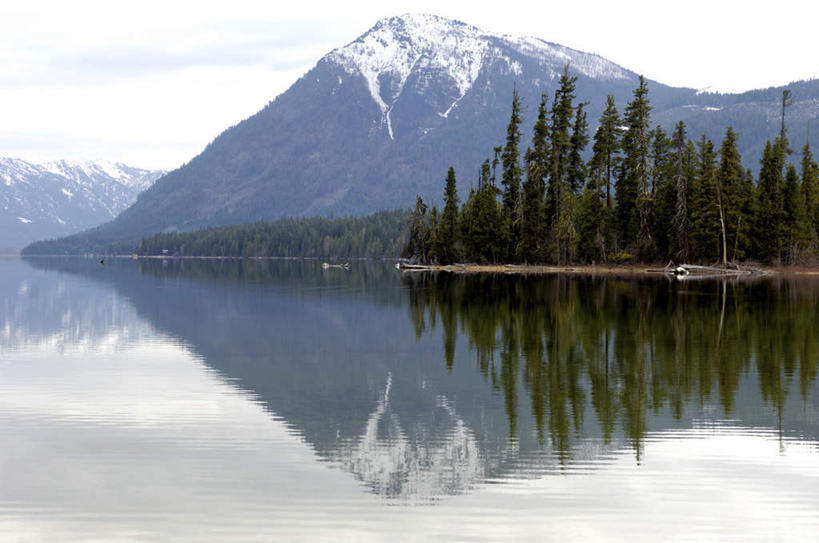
[406,70,819,265]
[135,209,409,259]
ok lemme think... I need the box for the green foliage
[435,167,461,264]
[783,164,812,262]
[590,95,621,211]
[406,197,430,261]
[607,251,633,264]
[135,209,409,259]
[576,175,608,262]
[519,94,550,263]
[689,135,720,261]
[716,127,753,261]
[616,75,653,254]
[801,143,819,242]
[754,140,788,263]
[501,90,524,260]
[402,82,818,267]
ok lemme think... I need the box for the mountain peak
[329,13,489,139]
[327,13,632,139]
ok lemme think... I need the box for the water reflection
[9,258,819,507]
[403,273,819,459]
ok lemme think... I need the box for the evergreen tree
[754,140,787,263]
[649,126,669,196]
[519,94,550,262]
[435,166,461,264]
[548,65,578,263]
[406,196,429,261]
[783,164,811,262]
[689,135,719,262]
[567,102,589,193]
[576,172,607,262]
[501,90,524,260]
[462,161,504,263]
[616,76,653,256]
[801,143,819,244]
[650,127,673,259]
[716,127,750,262]
[589,95,621,210]
[427,206,440,262]
[668,122,691,261]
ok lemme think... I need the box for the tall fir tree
[801,143,819,244]
[567,102,589,193]
[616,75,653,256]
[689,135,719,262]
[783,164,811,262]
[716,127,751,262]
[754,140,787,263]
[435,166,461,264]
[589,95,621,210]
[406,196,429,261]
[501,90,524,260]
[427,206,440,263]
[649,126,669,196]
[462,161,504,263]
[650,127,674,259]
[576,172,607,262]
[668,122,692,261]
[519,94,550,262]
[548,65,578,263]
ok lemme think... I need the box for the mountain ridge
[2,157,163,249]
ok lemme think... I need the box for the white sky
[1,0,817,171]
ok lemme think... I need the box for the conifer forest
[406,71,819,266]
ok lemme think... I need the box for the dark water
[1,257,818,541]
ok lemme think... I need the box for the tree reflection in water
[404,273,819,460]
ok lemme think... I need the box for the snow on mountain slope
[328,14,631,137]
[0,157,163,248]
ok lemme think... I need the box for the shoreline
[18,254,819,276]
[400,262,819,277]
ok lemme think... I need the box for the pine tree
[783,164,810,262]
[689,135,719,262]
[589,95,621,210]
[462,160,504,262]
[405,196,429,261]
[649,126,669,196]
[436,166,461,264]
[576,173,607,262]
[616,75,653,256]
[668,122,692,261]
[519,94,550,262]
[716,127,750,262]
[754,140,787,263]
[567,102,589,193]
[801,143,819,244]
[427,206,440,262]
[501,90,524,260]
[650,127,673,259]
[548,64,578,263]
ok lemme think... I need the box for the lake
[1,257,818,541]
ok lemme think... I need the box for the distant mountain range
[23,13,819,254]
[1,158,162,249]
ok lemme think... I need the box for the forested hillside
[134,210,408,259]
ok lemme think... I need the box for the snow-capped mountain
[329,14,630,139]
[26,13,819,254]
[1,158,163,249]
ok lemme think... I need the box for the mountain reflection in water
[13,258,819,503]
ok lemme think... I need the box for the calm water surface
[1,257,818,541]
